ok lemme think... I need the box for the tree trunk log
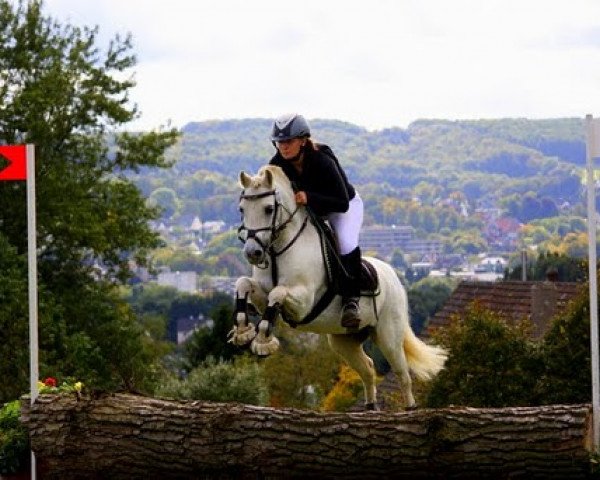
[21,394,593,479]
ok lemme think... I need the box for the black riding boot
[340,247,362,328]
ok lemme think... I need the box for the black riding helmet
[270,113,311,142]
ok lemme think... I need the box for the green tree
[426,304,541,408]
[0,0,179,400]
[407,277,455,334]
[183,303,239,371]
[127,284,180,318]
[148,187,182,219]
[535,290,591,404]
[505,252,587,282]
[155,355,269,406]
[390,248,407,269]
[450,230,488,254]
[0,234,51,401]
[0,400,29,475]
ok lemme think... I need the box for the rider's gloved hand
[294,191,308,205]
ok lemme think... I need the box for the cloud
[43,0,600,130]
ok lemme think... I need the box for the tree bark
[21,394,593,479]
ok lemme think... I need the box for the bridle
[237,188,308,270]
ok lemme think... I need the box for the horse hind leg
[327,334,378,410]
[374,333,417,409]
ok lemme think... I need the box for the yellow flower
[74,381,83,392]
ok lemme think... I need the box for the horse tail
[403,327,448,381]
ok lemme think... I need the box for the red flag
[0,145,27,181]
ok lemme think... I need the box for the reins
[237,185,331,325]
[237,183,379,328]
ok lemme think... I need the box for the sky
[42,0,600,132]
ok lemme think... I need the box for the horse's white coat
[232,165,447,408]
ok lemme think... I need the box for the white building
[359,225,415,257]
[157,271,197,294]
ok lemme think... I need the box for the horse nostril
[253,249,262,258]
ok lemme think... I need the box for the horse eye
[239,207,244,215]
[264,205,274,215]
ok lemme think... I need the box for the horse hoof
[406,404,419,411]
[228,325,256,346]
[365,403,379,411]
[250,336,280,356]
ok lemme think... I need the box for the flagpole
[586,114,600,451]
[26,144,38,480]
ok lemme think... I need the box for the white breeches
[327,192,364,255]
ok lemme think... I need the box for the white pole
[586,114,600,451]
[26,144,38,480]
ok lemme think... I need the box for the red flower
[44,377,57,387]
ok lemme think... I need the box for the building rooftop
[425,280,584,340]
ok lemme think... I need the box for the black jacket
[269,144,356,216]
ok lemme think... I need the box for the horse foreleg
[251,302,281,356]
[250,285,289,356]
[229,276,267,346]
[250,284,313,356]
[327,333,378,410]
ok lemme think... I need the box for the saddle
[280,214,380,328]
[311,215,379,296]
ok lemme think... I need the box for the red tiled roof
[426,280,584,340]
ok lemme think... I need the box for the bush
[0,400,29,475]
[426,303,541,408]
[261,331,341,409]
[155,355,268,406]
[321,365,364,412]
[535,290,591,404]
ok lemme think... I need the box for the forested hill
[131,118,587,225]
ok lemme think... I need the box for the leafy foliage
[407,277,456,334]
[0,234,34,401]
[155,356,268,405]
[124,284,231,345]
[0,400,29,475]
[500,192,559,222]
[150,230,248,277]
[130,116,587,230]
[426,286,597,408]
[261,331,341,409]
[183,303,240,371]
[426,304,541,408]
[147,187,182,220]
[321,364,364,412]
[535,290,591,404]
[0,0,179,401]
[506,251,587,282]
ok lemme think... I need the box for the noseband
[237,188,308,268]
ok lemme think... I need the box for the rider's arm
[304,152,350,215]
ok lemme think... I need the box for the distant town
[138,205,518,298]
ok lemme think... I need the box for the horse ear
[239,171,252,189]
[264,168,274,188]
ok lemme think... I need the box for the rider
[269,113,364,329]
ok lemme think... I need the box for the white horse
[229,165,447,409]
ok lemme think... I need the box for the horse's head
[237,166,296,265]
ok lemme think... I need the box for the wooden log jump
[20,394,594,479]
